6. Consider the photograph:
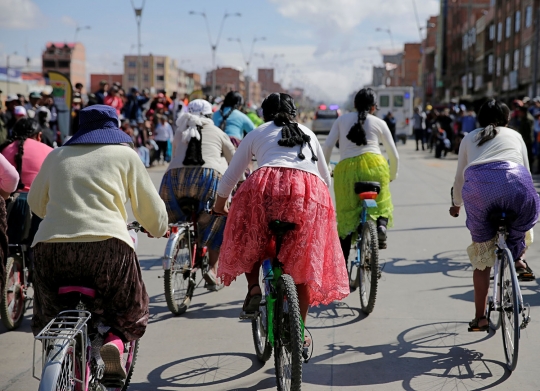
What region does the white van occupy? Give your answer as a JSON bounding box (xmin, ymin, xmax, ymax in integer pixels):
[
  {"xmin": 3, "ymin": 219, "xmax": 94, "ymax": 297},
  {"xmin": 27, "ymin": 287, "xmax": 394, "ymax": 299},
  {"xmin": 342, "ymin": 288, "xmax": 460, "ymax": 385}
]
[{"xmin": 370, "ymin": 86, "xmax": 414, "ymax": 143}]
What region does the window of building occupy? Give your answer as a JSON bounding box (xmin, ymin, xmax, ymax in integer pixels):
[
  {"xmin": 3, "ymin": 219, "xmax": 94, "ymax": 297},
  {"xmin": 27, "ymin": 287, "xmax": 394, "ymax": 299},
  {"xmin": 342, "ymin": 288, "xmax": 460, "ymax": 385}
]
[
  {"xmin": 462, "ymin": 35, "xmax": 468, "ymax": 51},
  {"xmin": 505, "ymin": 16, "xmax": 511, "ymax": 38},
  {"xmin": 394, "ymin": 95, "xmax": 404, "ymax": 107},
  {"xmin": 128, "ymin": 61, "xmax": 136, "ymax": 68},
  {"xmin": 379, "ymin": 95, "xmax": 390, "ymax": 107},
  {"xmin": 58, "ymin": 60, "xmax": 70, "ymax": 68},
  {"xmin": 514, "ymin": 49, "xmax": 519, "ymax": 71},
  {"xmin": 515, "ymin": 10, "xmax": 521, "ymax": 32},
  {"xmin": 143, "ymin": 74, "xmax": 149, "ymax": 82},
  {"xmin": 504, "ymin": 53, "xmax": 510, "ymax": 70},
  {"xmin": 156, "ymin": 62, "xmax": 164, "ymax": 69},
  {"xmin": 497, "ymin": 22, "xmax": 502, "ymax": 42},
  {"xmin": 489, "ymin": 24, "xmax": 495, "ymax": 41},
  {"xmin": 526, "ymin": 6, "xmax": 533, "ymax": 28},
  {"xmin": 487, "ymin": 54, "xmax": 494, "ymax": 74},
  {"xmin": 143, "ymin": 61, "xmax": 149, "ymax": 68},
  {"xmin": 128, "ymin": 74, "xmax": 135, "ymax": 82},
  {"xmin": 524, "ymin": 45, "xmax": 531, "ymax": 68},
  {"xmin": 156, "ymin": 75, "xmax": 164, "ymax": 81},
  {"xmin": 43, "ymin": 60, "xmax": 56, "ymax": 68},
  {"xmin": 496, "ymin": 57, "xmax": 501, "ymax": 76}
]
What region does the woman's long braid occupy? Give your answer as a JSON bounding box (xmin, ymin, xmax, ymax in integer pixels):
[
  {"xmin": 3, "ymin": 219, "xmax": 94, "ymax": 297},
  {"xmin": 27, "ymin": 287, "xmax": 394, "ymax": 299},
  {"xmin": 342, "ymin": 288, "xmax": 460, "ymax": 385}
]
[
  {"xmin": 346, "ymin": 110, "xmax": 368, "ymax": 146},
  {"xmin": 0, "ymin": 133, "xmax": 30, "ymax": 190}
]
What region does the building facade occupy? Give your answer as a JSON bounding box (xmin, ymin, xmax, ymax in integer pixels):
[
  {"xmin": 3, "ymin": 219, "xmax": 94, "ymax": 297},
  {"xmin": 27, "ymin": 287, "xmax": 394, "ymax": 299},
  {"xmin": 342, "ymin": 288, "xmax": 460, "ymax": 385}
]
[
  {"xmin": 90, "ymin": 74, "xmax": 123, "ymax": 93},
  {"xmin": 205, "ymin": 67, "xmax": 246, "ymax": 98},
  {"xmin": 42, "ymin": 42, "xmax": 86, "ymax": 87},
  {"xmin": 123, "ymin": 54, "xmax": 178, "ymax": 93}
]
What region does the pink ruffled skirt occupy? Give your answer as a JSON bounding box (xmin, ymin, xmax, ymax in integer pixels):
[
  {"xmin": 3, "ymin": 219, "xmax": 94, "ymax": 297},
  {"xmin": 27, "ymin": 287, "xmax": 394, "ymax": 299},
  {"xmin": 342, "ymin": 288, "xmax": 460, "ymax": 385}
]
[{"xmin": 218, "ymin": 167, "xmax": 349, "ymax": 306}]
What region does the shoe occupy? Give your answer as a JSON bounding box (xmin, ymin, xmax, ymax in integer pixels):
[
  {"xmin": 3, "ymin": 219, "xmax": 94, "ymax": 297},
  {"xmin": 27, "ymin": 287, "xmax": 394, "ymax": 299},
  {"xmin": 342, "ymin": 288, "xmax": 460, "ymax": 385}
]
[
  {"xmin": 468, "ymin": 316, "xmax": 489, "ymax": 332},
  {"xmin": 205, "ymin": 281, "xmax": 224, "ymax": 292},
  {"xmin": 516, "ymin": 258, "xmax": 535, "ymax": 281},
  {"xmin": 377, "ymin": 226, "xmax": 387, "ymax": 249},
  {"xmin": 100, "ymin": 334, "xmax": 127, "ymax": 379},
  {"xmin": 203, "ymin": 269, "xmax": 218, "ymax": 286},
  {"xmin": 242, "ymin": 284, "xmax": 262, "ymax": 313}
]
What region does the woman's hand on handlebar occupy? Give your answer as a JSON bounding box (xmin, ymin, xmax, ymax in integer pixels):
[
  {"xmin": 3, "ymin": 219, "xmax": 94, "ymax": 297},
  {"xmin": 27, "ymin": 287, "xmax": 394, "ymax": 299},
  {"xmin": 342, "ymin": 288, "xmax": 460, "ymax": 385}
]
[{"xmin": 449, "ymin": 205, "xmax": 460, "ymax": 218}]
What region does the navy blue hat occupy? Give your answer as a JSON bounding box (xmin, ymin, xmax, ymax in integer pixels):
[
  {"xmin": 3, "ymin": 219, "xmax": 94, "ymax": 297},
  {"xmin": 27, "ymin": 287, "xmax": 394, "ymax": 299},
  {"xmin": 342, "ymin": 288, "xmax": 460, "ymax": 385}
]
[{"xmin": 64, "ymin": 105, "xmax": 133, "ymax": 146}]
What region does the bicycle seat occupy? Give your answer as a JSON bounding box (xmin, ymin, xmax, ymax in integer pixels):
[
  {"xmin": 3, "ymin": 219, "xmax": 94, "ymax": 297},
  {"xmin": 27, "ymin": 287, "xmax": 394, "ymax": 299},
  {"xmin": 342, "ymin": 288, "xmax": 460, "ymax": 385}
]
[
  {"xmin": 268, "ymin": 220, "xmax": 296, "ymax": 236},
  {"xmin": 489, "ymin": 211, "xmax": 518, "ymax": 228},
  {"xmin": 178, "ymin": 197, "xmax": 199, "ymax": 216},
  {"xmin": 58, "ymin": 286, "xmax": 96, "ymax": 299},
  {"xmin": 354, "ymin": 181, "xmax": 381, "ymax": 195}
]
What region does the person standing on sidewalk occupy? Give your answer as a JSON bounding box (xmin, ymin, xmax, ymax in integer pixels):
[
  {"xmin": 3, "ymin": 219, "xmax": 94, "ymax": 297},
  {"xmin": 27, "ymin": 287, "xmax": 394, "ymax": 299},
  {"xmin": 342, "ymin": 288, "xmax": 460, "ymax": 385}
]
[
  {"xmin": 153, "ymin": 115, "xmax": 173, "ymax": 164},
  {"xmin": 413, "ymin": 106, "xmax": 427, "ymax": 151}
]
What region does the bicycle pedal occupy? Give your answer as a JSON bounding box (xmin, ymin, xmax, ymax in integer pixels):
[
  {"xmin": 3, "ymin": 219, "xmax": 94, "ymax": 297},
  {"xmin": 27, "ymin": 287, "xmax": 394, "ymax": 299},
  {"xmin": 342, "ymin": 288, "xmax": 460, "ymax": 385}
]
[
  {"xmin": 239, "ymin": 311, "xmax": 258, "ymax": 320},
  {"xmin": 302, "ymin": 347, "xmax": 310, "ymax": 363}
]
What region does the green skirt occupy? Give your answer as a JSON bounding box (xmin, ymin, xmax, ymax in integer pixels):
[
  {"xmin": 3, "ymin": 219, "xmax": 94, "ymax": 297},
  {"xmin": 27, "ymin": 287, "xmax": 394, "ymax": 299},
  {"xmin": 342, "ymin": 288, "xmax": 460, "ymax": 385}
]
[{"xmin": 334, "ymin": 153, "xmax": 393, "ymax": 238}]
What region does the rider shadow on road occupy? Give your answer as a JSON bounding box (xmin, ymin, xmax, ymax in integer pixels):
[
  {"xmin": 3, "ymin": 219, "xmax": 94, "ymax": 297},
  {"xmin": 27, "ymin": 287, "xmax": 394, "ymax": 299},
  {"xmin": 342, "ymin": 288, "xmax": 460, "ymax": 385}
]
[
  {"xmin": 303, "ymin": 321, "xmax": 509, "ymax": 390},
  {"xmin": 385, "ymin": 250, "xmax": 472, "ymax": 279}
]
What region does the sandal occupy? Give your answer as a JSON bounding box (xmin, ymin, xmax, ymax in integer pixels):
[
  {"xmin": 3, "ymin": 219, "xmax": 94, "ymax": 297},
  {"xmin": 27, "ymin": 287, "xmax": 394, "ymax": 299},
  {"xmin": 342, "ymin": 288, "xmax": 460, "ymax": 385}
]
[
  {"xmin": 302, "ymin": 336, "xmax": 312, "ymax": 363},
  {"xmin": 468, "ymin": 316, "xmax": 489, "ymax": 332},
  {"xmin": 515, "ymin": 258, "xmax": 535, "ymax": 281},
  {"xmin": 242, "ymin": 284, "xmax": 262, "ymax": 313}
]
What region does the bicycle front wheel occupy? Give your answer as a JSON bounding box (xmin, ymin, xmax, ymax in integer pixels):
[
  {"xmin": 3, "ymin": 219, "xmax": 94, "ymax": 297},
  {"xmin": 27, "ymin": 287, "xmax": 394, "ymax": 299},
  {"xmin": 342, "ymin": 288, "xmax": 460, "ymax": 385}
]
[
  {"xmin": 274, "ymin": 274, "xmax": 303, "ymax": 391},
  {"xmin": 164, "ymin": 232, "xmax": 192, "ymax": 316},
  {"xmin": 358, "ymin": 220, "xmax": 379, "ymax": 314},
  {"xmin": 1, "ymin": 255, "xmax": 26, "ymax": 330},
  {"xmin": 500, "ymin": 249, "xmax": 520, "ymax": 371}
]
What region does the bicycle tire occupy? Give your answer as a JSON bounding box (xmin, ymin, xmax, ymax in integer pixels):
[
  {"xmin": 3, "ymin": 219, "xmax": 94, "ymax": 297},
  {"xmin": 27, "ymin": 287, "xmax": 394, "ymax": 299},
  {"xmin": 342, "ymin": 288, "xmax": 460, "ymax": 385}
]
[
  {"xmin": 120, "ymin": 339, "xmax": 139, "ymax": 391},
  {"xmin": 347, "ymin": 241, "xmax": 359, "ymax": 291},
  {"xmin": 252, "ymin": 267, "xmax": 272, "ymax": 362},
  {"xmin": 38, "ymin": 340, "xmax": 76, "ymax": 391},
  {"xmin": 1, "ymin": 255, "xmax": 25, "ymax": 330},
  {"xmin": 274, "ymin": 274, "xmax": 303, "ymax": 391},
  {"xmin": 164, "ymin": 232, "xmax": 191, "ymax": 316},
  {"xmin": 358, "ymin": 220, "xmax": 379, "ymax": 314},
  {"xmin": 500, "ymin": 249, "xmax": 520, "ymax": 371}
]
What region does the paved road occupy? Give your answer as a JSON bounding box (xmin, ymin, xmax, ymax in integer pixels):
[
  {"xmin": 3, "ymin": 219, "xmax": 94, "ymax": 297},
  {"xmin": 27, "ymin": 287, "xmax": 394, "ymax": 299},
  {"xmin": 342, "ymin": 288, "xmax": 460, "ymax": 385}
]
[{"xmin": 2, "ymin": 138, "xmax": 540, "ymax": 390}]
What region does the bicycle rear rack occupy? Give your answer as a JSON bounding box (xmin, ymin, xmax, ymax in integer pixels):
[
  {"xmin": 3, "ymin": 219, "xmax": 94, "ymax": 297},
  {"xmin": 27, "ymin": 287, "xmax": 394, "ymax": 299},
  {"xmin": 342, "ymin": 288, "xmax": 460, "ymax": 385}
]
[{"xmin": 33, "ymin": 310, "xmax": 91, "ymax": 385}]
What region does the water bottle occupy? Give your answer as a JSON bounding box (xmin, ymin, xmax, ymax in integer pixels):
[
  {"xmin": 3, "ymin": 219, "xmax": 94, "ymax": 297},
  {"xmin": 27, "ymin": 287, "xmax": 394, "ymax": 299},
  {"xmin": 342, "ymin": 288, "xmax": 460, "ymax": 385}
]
[{"xmin": 262, "ymin": 259, "xmax": 273, "ymax": 294}]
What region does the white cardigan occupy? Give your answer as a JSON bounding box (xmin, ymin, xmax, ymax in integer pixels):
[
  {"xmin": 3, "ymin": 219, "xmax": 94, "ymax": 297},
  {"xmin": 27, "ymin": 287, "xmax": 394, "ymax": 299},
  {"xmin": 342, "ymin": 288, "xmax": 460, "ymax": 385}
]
[{"xmin": 217, "ymin": 121, "xmax": 331, "ymax": 198}]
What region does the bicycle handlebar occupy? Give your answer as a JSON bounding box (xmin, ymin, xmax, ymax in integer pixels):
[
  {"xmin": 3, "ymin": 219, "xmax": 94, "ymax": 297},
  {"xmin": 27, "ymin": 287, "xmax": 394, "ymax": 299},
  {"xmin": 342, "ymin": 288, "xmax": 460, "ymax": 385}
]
[{"xmin": 128, "ymin": 221, "xmax": 170, "ymax": 238}]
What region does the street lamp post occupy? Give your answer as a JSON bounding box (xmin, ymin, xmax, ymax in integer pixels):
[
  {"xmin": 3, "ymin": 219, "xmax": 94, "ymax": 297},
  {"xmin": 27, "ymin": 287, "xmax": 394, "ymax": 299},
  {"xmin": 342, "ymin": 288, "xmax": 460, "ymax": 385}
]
[
  {"xmin": 375, "ymin": 27, "xmax": 394, "ymax": 50},
  {"xmin": 131, "ymin": 0, "xmax": 146, "ymax": 89},
  {"xmin": 190, "ymin": 11, "xmax": 241, "ymax": 98},
  {"xmin": 74, "ymin": 25, "xmax": 91, "ymax": 43},
  {"xmin": 228, "ymin": 36, "xmax": 266, "ymax": 104},
  {"xmin": 6, "ymin": 52, "xmax": 17, "ymax": 96}
]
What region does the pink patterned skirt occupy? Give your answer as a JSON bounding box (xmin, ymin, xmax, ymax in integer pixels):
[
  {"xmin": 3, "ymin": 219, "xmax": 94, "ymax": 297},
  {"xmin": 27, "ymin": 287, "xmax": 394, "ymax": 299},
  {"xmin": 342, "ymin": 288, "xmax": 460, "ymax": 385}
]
[{"xmin": 218, "ymin": 166, "xmax": 349, "ymax": 306}]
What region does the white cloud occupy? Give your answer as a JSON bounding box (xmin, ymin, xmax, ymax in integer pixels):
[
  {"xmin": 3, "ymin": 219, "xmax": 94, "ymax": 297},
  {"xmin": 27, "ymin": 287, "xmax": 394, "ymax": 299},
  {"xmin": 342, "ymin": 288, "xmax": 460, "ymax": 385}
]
[
  {"xmin": 0, "ymin": 0, "xmax": 45, "ymax": 29},
  {"xmin": 61, "ymin": 15, "xmax": 78, "ymax": 27}
]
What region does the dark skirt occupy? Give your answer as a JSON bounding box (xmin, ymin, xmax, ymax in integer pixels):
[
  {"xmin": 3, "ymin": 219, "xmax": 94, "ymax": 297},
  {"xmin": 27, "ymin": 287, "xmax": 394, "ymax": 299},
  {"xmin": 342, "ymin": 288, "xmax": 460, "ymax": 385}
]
[
  {"xmin": 32, "ymin": 238, "xmax": 149, "ymax": 341},
  {"xmin": 0, "ymin": 198, "xmax": 7, "ymax": 294},
  {"xmin": 463, "ymin": 161, "xmax": 540, "ymax": 260}
]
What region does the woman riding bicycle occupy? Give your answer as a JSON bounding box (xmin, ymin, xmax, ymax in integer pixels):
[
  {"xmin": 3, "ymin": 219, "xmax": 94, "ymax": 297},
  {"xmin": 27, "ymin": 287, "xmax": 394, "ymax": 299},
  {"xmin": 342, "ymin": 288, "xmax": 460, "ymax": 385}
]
[
  {"xmin": 159, "ymin": 99, "xmax": 235, "ymax": 289},
  {"xmin": 213, "ymin": 91, "xmax": 255, "ymax": 147},
  {"xmin": 213, "ymin": 93, "xmax": 349, "ymax": 337},
  {"xmin": 322, "ymin": 88, "xmax": 399, "ymax": 258},
  {"xmin": 450, "ymin": 99, "xmax": 540, "ymax": 331},
  {"xmin": 28, "ymin": 105, "xmax": 168, "ymax": 379}
]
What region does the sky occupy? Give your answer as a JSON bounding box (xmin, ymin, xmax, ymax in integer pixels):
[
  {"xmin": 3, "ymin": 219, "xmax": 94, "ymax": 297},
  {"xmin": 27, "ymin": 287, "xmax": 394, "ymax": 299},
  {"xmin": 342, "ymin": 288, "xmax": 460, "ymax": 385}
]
[{"xmin": 0, "ymin": 0, "xmax": 440, "ymax": 103}]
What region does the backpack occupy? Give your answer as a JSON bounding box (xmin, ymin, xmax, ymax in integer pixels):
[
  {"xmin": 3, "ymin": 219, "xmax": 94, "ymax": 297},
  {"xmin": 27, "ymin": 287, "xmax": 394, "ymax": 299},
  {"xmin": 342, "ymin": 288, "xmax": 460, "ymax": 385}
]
[{"xmin": 219, "ymin": 108, "xmax": 234, "ymax": 131}]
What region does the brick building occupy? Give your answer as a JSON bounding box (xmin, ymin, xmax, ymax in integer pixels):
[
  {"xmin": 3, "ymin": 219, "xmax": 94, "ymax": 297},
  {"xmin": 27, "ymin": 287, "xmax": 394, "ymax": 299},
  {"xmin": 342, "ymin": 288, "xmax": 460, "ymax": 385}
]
[
  {"xmin": 205, "ymin": 67, "xmax": 245, "ymax": 98},
  {"xmin": 422, "ymin": 16, "xmax": 439, "ymax": 104},
  {"xmin": 258, "ymin": 68, "xmax": 284, "ymax": 96},
  {"xmin": 42, "ymin": 42, "xmax": 86, "ymax": 87}
]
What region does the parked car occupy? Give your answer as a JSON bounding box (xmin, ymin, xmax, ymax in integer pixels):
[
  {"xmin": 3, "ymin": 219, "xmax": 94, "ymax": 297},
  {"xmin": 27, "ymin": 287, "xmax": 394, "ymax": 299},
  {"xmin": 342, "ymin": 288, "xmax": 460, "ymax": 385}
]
[{"xmin": 312, "ymin": 106, "xmax": 339, "ymax": 134}]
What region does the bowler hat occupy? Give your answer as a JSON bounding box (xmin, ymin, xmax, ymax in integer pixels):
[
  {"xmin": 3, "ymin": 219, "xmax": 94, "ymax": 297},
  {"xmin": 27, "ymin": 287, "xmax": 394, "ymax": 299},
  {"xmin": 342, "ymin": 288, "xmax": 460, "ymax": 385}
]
[{"xmin": 64, "ymin": 105, "xmax": 133, "ymax": 145}]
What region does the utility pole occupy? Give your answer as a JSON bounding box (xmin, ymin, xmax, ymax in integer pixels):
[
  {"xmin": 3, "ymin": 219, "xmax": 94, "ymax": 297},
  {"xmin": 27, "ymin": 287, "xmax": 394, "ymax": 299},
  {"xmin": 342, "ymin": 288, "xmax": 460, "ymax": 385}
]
[{"xmin": 131, "ymin": 0, "xmax": 145, "ymax": 89}]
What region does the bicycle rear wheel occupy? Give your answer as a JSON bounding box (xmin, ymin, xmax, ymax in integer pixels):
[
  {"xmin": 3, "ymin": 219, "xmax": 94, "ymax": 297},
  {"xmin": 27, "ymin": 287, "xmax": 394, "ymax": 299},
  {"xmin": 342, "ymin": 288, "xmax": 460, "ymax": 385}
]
[
  {"xmin": 488, "ymin": 267, "xmax": 501, "ymax": 331},
  {"xmin": 164, "ymin": 232, "xmax": 192, "ymax": 316},
  {"xmin": 347, "ymin": 240, "xmax": 360, "ymax": 291},
  {"xmin": 274, "ymin": 274, "xmax": 302, "ymax": 391},
  {"xmin": 358, "ymin": 221, "xmax": 379, "ymax": 314},
  {"xmin": 38, "ymin": 340, "xmax": 78, "ymax": 391},
  {"xmin": 1, "ymin": 255, "xmax": 26, "ymax": 330},
  {"xmin": 252, "ymin": 268, "xmax": 272, "ymax": 362},
  {"xmin": 500, "ymin": 249, "xmax": 520, "ymax": 371}
]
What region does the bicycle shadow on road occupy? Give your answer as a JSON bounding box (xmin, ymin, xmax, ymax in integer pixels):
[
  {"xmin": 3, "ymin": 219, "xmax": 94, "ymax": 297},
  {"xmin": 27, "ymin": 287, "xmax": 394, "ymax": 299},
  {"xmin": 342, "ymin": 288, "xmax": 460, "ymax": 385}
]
[
  {"xmin": 134, "ymin": 352, "xmax": 263, "ymax": 389},
  {"xmin": 385, "ymin": 250, "xmax": 472, "ymax": 279},
  {"xmin": 303, "ymin": 321, "xmax": 509, "ymax": 390},
  {"xmin": 308, "ymin": 301, "xmax": 367, "ymax": 329}
]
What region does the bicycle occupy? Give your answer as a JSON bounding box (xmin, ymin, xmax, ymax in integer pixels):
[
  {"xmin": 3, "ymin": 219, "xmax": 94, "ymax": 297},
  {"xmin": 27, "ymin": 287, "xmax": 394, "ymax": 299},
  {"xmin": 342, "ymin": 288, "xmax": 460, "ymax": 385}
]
[
  {"xmin": 244, "ymin": 220, "xmax": 308, "ymax": 391},
  {"xmin": 162, "ymin": 197, "xmax": 217, "ymax": 316},
  {"xmin": 1, "ymin": 242, "xmax": 31, "ymax": 330},
  {"xmin": 33, "ymin": 222, "xmax": 146, "ymax": 391},
  {"xmin": 485, "ymin": 211, "xmax": 531, "ymax": 372},
  {"xmin": 346, "ymin": 181, "xmax": 381, "ymax": 314}
]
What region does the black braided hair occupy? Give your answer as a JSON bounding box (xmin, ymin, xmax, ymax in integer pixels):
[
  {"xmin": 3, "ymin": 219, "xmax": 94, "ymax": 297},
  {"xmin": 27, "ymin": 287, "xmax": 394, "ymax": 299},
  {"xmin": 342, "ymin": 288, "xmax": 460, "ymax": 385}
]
[
  {"xmin": 0, "ymin": 118, "xmax": 41, "ymax": 190},
  {"xmin": 476, "ymin": 99, "xmax": 510, "ymax": 147},
  {"xmin": 261, "ymin": 93, "xmax": 318, "ymax": 162},
  {"xmin": 347, "ymin": 88, "xmax": 377, "ymax": 146},
  {"xmin": 182, "ymin": 125, "xmax": 205, "ymax": 166}
]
